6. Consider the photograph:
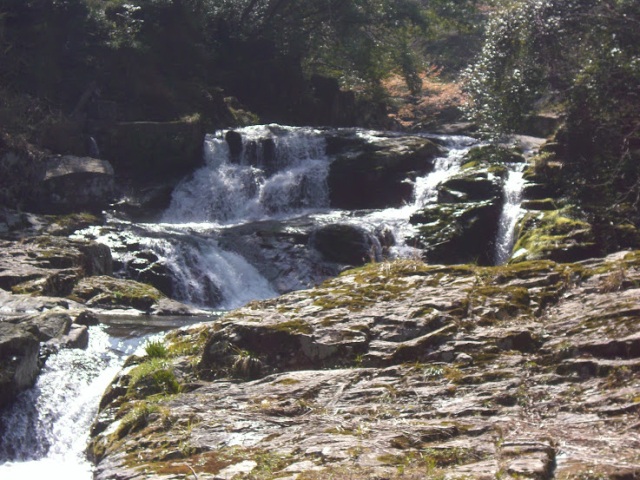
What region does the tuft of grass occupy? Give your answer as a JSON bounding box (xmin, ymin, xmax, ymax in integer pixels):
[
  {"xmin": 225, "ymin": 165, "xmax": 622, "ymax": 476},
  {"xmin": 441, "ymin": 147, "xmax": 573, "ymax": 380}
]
[
  {"xmin": 127, "ymin": 358, "xmax": 181, "ymax": 400},
  {"xmin": 145, "ymin": 339, "xmax": 168, "ymax": 358}
]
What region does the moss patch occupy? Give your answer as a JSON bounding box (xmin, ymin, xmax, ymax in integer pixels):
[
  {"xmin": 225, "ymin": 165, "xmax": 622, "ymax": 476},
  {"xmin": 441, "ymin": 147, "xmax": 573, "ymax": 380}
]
[
  {"xmin": 511, "ymin": 208, "xmax": 599, "ymax": 263},
  {"xmin": 71, "ymin": 275, "xmax": 165, "ymax": 310}
]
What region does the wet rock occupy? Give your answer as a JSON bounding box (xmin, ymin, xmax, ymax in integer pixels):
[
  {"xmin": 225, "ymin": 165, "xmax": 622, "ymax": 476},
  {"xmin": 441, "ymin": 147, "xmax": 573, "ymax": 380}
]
[
  {"xmin": 0, "ymin": 323, "xmax": 40, "ymax": 409},
  {"xmin": 511, "ymin": 209, "xmax": 600, "ymax": 263},
  {"xmin": 411, "ymin": 200, "xmax": 502, "ymax": 265},
  {"xmin": 327, "ymin": 133, "xmax": 442, "ymax": 209},
  {"xmin": 225, "ymin": 130, "xmax": 243, "ymax": 159},
  {"xmin": 71, "ymin": 276, "xmax": 166, "ymax": 312},
  {"xmin": 0, "ymin": 235, "xmax": 112, "ymax": 296},
  {"xmin": 217, "ymin": 216, "xmax": 340, "ymax": 294},
  {"xmin": 438, "ymin": 170, "xmax": 504, "ymax": 203},
  {"xmin": 123, "ymin": 250, "xmax": 174, "ymax": 297},
  {"xmin": 310, "ymin": 223, "xmax": 381, "ymax": 266},
  {"xmin": 22, "ymin": 311, "xmax": 73, "ymax": 342}
]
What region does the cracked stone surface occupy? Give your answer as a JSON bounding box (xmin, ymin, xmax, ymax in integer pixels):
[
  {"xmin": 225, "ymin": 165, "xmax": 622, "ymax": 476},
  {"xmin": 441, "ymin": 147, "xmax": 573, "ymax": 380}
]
[{"xmin": 91, "ymin": 252, "xmax": 640, "ymax": 479}]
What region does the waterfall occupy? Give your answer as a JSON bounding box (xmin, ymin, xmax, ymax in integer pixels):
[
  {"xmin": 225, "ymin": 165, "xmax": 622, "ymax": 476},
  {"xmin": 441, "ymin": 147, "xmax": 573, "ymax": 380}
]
[
  {"xmin": 413, "ymin": 136, "xmax": 472, "ymax": 206},
  {"xmin": 494, "ymin": 164, "xmax": 526, "ymax": 264},
  {"xmin": 0, "ymin": 326, "xmax": 144, "ymax": 479},
  {"xmin": 74, "ymin": 129, "xmax": 478, "ymax": 309},
  {"xmin": 145, "ymin": 234, "xmax": 277, "ymax": 308},
  {"xmin": 163, "ymin": 125, "xmax": 330, "ymax": 225},
  {"xmin": 78, "ymin": 222, "xmax": 277, "ymax": 309}
]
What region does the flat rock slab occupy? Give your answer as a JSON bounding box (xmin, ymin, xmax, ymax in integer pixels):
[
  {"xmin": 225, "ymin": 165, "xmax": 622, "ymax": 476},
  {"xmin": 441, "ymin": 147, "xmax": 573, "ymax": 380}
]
[{"xmin": 91, "ymin": 252, "xmax": 640, "ymax": 479}]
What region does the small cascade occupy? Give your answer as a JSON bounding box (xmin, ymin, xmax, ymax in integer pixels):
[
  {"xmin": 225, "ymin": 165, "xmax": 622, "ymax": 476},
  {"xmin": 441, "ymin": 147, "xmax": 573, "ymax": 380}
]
[
  {"xmin": 413, "ymin": 136, "xmax": 473, "ymax": 206},
  {"xmin": 75, "ymin": 129, "xmax": 478, "ymax": 310},
  {"xmin": 163, "ymin": 125, "xmax": 330, "ymax": 224},
  {"xmin": 78, "ymin": 222, "xmax": 277, "ymax": 309},
  {"xmin": 148, "ymin": 234, "xmax": 277, "ymax": 309},
  {"xmin": 0, "ymin": 326, "xmax": 143, "ymax": 479},
  {"xmin": 494, "ymin": 164, "xmax": 527, "ymax": 264}
]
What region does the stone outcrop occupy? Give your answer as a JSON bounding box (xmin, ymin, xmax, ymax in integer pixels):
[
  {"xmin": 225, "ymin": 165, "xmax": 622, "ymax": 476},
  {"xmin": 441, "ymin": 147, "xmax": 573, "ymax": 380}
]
[
  {"xmin": 90, "ymin": 251, "xmax": 640, "ymax": 480},
  {"xmin": 71, "ymin": 276, "xmax": 167, "ymax": 313},
  {"xmin": 410, "ymin": 148, "xmax": 508, "ymax": 265},
  {"xmin": 0, "ymin": 235, "xmax": 112, "ymax": 296},
  {"xmin": 0, "ymin": 322, "xmax": 39, "ymax": 409},
  {"xmin": 511, "ymin": 208, "xmax": 600, "ymax": 263},
  {"xmin": 310, "ymin": 223, "xmax": 382, "ymax": 266},
  {"xmin": 327, "ymin": 132, "xmax": 443, "ymax": 209},
  {"xmin": 31, "ymin": 155, "xmax": 115, "ymax": 214}
]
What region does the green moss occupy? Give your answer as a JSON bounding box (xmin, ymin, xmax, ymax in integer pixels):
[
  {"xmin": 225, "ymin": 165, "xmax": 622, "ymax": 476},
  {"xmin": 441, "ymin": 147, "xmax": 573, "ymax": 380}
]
[
  {"xmin": 49, "ymin": 212, "xmax": 101, "ymax": 230},
  {"xmin": 470, "ymin": 285, "xmax": 531, "ymax": 316},
  {"xmin": 463, "ymin": 145, "xmax": 524, "ymax": 165},
  {"xmin": 71, "ymin": 276, "xmax": 165, "ymax": 310},
  {"xmin": 134, "ymin": 446, "xmax": 293, "ymax": 478},
  {"xmin": 127, "ymin": 358, "xmax": 181, "ymax": 400},
  {"xmin": 267, "ymin": 319, "xmax": 313, "ymax": 335},
  {"xmin": 274, "ymin": 377, "xmax": 301, "ymax": 386},
  {"xmin": 511, "ymin": 208, "xmax": 597, "ymax": 263},
  {"xmin": 114, "ymin": 402, "xmax": 159, "ymax": 439},
  {"xmin": 165, "ymin": 325, "xmax": 213, "ymax": 358}
]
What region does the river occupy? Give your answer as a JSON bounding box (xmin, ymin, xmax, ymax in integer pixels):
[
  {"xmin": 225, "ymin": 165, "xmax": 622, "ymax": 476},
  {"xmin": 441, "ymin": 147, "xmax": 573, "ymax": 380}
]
[{"xmin": 0, "ymin": 125, "xmax": 527, "ymax": 476}]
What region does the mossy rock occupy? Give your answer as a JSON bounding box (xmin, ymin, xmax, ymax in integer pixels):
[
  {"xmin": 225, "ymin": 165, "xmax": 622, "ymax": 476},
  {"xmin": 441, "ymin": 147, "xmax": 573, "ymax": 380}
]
[
  {"xmin": 126, "ymin": 358, "xmax": 181, "ymax": 400},
  {"xmin": 327, "ymin": 136, "xmax": 442, "ymax": 209},
  {"xmin": 511, "ymin": 209, "xmax": 600, "ymax": 263},
  {"xmin": 438, "ymin": 171, "xmax": 503, "ymax": 203},
  {"xmin": 71, "ymin": 276, "xmax": 165, "ymax": 311},
  {"xmin": 521, "ymin": 198, "xmax": 558, "ymax": 211},
  {"xmin": 410, "ymin": 200, "xmax": 502, "ymax": 265},
  {"xmin": 463, "ymin": 145, "xmax": 524, "ymax": 165}
]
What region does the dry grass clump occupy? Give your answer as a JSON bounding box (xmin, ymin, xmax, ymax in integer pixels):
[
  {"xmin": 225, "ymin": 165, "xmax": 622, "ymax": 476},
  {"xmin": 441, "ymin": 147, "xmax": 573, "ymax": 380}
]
[{"xmin": 384, "ymin": 68, "xmax": 467, "ymax": 129}]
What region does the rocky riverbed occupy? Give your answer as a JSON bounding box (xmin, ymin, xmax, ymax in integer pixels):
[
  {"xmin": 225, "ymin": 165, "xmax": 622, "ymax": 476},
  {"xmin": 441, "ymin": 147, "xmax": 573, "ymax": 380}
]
[{"xmin": 90, "ymin": 251, "xmax": 640, "ymax": 480}]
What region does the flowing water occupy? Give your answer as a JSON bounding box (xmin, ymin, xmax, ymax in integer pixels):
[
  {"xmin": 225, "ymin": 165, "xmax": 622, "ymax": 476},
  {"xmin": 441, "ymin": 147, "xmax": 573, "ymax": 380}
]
[
  {"xmin": 494, "ymin": 164, "xmax": 527, "ymax": 265},
  {"xmin": 0, "ymin": 125, "xmax": 530, "ymax": 475},
  {"xmin": 79, "ymin": 127, "xmax": 479, "ymax": 309},
  {"xmin": 0, "ymin": 318, "xmax": 207, "ymax": 478}
]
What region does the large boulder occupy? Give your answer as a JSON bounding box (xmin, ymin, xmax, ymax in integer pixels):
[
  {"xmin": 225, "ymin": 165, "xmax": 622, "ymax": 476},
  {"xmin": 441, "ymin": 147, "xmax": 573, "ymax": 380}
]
[
  {"xmin": 30, "ymin": 155, "xmax": 115, "ymax": 214},
  {"xmin": 0, "ymin": 236, "xmax": 112, "ymax": 296},
  {"xmin": 410, "ymin": 200, "xmax": 502, "ymax": 265},
  {"xmin": 310, "ymin": 223, "xmax": 381, "ymax": 266},
  {"xmin": 511, "ymin": 208, "xmax": 600, "ymax": 263},
  {"xmin": 69, "ymin": 275, "xmax": 202, "ymax": 315},
  {"xmin": 0, "ymin": 322, "xmax": 40, "ymax": 409},
  {"xmin": 71, "ymin": 276, "xmax": 166, "ymax": 312},
  {"xmin": 327, "ymin": 133, "xmax": 443, "ymax": 209},
  {"xmin": 410, "ymin": 158, "xmax": 506, "ymax": 265}
]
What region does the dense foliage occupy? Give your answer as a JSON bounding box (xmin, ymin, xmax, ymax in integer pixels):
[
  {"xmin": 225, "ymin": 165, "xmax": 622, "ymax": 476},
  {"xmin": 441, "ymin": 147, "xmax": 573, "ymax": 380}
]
[
  {"xmin": 465, "ymin": 0, "xmax": 640, "ymax": 233},
  {"xmin": 0, "ymin": 0, "xmax": 482, "ymax": 124}
]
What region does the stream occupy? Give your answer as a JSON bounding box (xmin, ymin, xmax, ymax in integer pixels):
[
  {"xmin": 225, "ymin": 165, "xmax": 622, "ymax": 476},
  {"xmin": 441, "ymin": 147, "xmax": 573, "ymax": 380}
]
[{"xmin": 0, "ymin": 125, "xmax": 527, "ymax": 477}]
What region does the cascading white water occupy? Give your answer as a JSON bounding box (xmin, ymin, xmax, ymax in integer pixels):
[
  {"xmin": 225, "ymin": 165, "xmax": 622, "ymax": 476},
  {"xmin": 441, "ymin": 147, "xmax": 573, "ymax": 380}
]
[
  {"xmin": 494, "ymin": 164, "xmax": 527, "ymax": 264},
  {"xmin": 77, "ymin": 222, "xmax": 277, "ymax": 309},
  {"xmin": 0, "ymin": 326, "xmax": 144, "ymax": 479},
  {"xmin": 413, "ymin": 136, "xmax": 472, "ymax": 205},
  {"xmin": 146, "ymin": 233, "xmax": 277, "ymax": 308},
  {"xmin": 163, "ymin": 125, "xmax": 330, "ymax": 225}
]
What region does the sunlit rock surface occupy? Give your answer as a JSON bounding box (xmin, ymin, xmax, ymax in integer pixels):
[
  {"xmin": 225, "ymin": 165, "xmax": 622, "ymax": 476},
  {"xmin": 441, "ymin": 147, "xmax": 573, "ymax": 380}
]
[{"xmin": 92, "ymin": 251, "xmax": 640, "ymax": 480}]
